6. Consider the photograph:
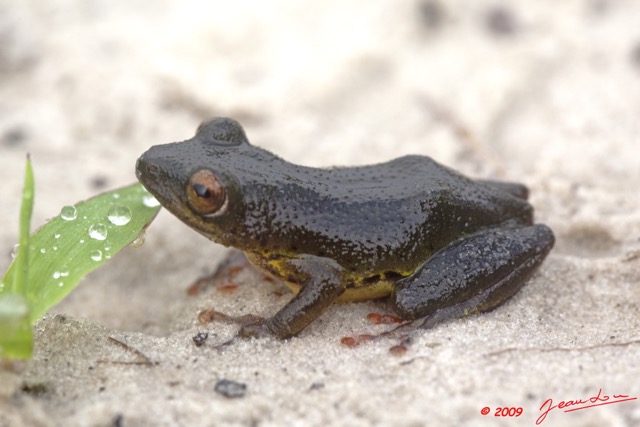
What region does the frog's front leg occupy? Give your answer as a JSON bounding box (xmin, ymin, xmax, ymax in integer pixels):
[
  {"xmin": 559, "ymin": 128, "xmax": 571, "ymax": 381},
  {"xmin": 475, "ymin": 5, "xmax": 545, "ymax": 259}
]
[
  {"xmin": 240, "ymin": 255, "xmax": 345, "ymax": 339},
  {"xmin": 391, "ymin": 224, "xmax": 554, "ymax": 326}
]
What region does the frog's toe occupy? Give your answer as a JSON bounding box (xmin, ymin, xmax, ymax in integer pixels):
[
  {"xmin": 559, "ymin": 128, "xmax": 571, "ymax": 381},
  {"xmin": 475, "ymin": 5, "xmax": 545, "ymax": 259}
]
[{"xmin": 238, "ymin": 319, "xmax": 272, "ymax": 339}]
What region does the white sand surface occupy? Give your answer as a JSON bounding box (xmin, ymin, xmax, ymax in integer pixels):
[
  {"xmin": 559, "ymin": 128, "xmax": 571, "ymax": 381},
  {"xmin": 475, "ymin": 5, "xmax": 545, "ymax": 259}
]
[{"xmin": 1, "ymin": 1, "xmax": 639, "ymax": 426}]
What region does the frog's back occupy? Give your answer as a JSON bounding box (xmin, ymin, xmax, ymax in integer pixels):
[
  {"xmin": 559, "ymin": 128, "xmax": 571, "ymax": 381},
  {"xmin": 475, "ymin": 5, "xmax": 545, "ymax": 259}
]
[
  {"xmin": 321, "ymin": 155, "xmax": 449, "ymax": 199},
  {"xmin": 240, "ymin": 153, "xmax": 532, "ymax": 275}
]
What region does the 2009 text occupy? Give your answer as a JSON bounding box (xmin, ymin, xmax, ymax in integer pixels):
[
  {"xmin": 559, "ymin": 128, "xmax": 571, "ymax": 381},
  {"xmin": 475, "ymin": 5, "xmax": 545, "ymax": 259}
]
[
  {"xmin": 479, "ymin": 407, "xmax": 523, "ymax": 417},
  {"xmin": 495, "ymin": 407, "xmax": 523, "ymax": 417}
]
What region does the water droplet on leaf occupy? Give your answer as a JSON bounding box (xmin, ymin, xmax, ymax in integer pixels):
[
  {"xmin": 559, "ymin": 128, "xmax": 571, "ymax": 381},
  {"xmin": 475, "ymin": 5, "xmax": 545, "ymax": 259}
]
[
  {"xmin": 90, "ymin": 250, "xmax": 103, "ymax": 261},
  {"xmin": 108, "ymin": 206, "xmax": 131, "ymax": 226},
  {"xmin": 89, "ymin": 223, "xmax": 108, "ymax": 240},
  {"xmin": 131, "ymin": 231, "xmax": 146, "ymax": 248},
  {"xmin": 10, "ymin": 244, "xmax": 19, "ymax": 259},
  {"xmin": 142, "ymin": 194, "xmax": 160, "ymax": 208},
  {"xmin": 60, "ymin": 205, "xmax": 78, "ymax": 221}
]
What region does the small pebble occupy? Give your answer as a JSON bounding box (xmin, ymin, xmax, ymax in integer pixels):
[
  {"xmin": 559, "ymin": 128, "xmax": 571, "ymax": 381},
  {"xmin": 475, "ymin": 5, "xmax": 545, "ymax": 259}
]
[
  {"xmin": 214, "ymin": 379, "xmax": 247, "ymax": 398},
  {"xmin": 192, "ymin": 332, "xmax": 208, "ymax": 347}
]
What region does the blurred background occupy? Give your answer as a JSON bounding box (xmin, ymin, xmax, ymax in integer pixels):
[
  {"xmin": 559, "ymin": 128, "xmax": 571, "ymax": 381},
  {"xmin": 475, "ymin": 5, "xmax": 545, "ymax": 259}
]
[{"xmin": 1, "ymin": 2, "xmax": 640, "ymax": 426}]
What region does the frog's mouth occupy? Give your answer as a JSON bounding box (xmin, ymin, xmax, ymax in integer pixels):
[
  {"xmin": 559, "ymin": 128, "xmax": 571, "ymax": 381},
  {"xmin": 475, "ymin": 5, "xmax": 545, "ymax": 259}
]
[{"xmin": 135, "ymin": 148, "xmax": 186, "ymax": 215}]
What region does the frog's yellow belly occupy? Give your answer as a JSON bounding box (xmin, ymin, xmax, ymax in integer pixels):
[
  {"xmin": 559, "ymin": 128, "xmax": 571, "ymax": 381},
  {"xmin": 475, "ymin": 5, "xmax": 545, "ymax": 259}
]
[
  {"xmin": 282, "ymin": 279, "xmax": 395, "ymax": 302},
  {"xmin": 245, "ymin": 252, "xmax": 397, "ymax": 302}
]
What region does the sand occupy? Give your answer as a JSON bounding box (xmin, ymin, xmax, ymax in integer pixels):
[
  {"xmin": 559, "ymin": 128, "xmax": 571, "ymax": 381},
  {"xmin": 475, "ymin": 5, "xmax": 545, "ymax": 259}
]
[{"xmin": 1, "ymin": 1, "xmax": 639, "ymax": 426}]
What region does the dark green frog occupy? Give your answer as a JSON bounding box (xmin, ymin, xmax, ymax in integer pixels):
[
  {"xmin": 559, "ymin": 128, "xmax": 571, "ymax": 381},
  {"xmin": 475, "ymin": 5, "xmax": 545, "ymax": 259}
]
[{"xmin": 136, "ymin": 118, "xmax": 554, "ymax": 339}]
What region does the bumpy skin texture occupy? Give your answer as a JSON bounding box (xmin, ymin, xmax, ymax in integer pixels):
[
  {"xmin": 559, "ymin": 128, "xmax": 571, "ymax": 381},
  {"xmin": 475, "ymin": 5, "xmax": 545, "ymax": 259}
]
[
  {"xmin": 392, "ymin": 224, "xmax": 554, "ymax": 321},
  {"xmin": 136, "ymin": 118, "xmax": 554, "ymax": 339}
]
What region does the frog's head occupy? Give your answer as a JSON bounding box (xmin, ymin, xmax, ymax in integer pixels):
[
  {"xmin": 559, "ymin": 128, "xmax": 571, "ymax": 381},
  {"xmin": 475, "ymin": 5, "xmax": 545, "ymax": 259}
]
[{"xmin": 136, "ymin": 117, "xmax": 268, "ymax": 248}]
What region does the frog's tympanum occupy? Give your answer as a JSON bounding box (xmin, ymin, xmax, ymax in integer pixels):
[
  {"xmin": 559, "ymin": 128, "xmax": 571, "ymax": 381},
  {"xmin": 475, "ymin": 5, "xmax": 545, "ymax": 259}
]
[{"xmin": 136, "ymin": 118, "xmax": 554, "ymax": 339}]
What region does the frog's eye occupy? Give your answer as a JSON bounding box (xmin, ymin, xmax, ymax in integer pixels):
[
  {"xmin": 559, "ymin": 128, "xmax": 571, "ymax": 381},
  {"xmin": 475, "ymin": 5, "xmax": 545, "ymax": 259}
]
[{"xmin": 186, "ymin": 169, "xmax": 227, "ymax": 216}]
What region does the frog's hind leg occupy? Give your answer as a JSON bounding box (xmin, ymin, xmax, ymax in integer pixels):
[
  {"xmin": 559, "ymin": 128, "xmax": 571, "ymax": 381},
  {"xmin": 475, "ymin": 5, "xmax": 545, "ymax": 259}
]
[
  {"xmin": 390, "ymin": 224, "xmax": 554, "ymax": 328},
  {"xmin": 477, "ymin": 179, "xmax": 529, "ymax": 200}
]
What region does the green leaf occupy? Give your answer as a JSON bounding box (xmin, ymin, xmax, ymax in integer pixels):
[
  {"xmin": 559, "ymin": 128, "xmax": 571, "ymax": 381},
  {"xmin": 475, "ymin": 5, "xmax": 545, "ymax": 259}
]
[
  {"xmin": 0, "ymin": 156, "xmax": 35, "ymax": 358},
  {"xmin": 1, "ymin": 179, "xmax": 161, "ymax": 359},
  {"xmin": 14, "ymin": 155, "xmax": 35, "ymax": 294},
  {"xmin": 0, "ymin": 294, "xmax": 32, "ymax": 359}
]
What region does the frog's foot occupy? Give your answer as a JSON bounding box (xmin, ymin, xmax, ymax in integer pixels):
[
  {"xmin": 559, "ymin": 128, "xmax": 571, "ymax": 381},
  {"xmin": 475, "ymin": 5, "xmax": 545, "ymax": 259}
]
[
  {"xmin": 391, "ymin": 224, "xmax": 554, "ymax": 326},
  {"xmin": 233, "ymin": 254, "xmax": 346, "ymax": 340},
  {"xmin": 198, "ymin": 309, "xmax": 271, "ymax": 339},
  {"xmin": 238, "ymin": 318, "xmax": 272, "ymax": 339},
  {"xmin": 187, "ymin": 250, "xmax": 255, "ymax": 295}
]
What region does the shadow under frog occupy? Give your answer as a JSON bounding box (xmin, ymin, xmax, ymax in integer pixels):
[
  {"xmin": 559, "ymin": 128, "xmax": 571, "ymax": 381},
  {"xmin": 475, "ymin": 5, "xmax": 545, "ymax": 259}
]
[{"xmin": 136, "ymin": 118, "xmax": 554, "ymax": 339}]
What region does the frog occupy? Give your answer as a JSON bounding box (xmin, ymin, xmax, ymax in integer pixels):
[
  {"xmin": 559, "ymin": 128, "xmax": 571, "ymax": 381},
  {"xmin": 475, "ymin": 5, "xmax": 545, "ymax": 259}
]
[{"xmin": 136, "ymin": 117, "xmax": 554, "ymax": 339}]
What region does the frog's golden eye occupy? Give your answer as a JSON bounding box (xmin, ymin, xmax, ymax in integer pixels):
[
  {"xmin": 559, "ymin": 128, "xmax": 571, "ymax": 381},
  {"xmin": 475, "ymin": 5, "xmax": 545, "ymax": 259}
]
[{"xmin": 186, "ymin": 169, "xmax": 227, "ymax": 215}]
